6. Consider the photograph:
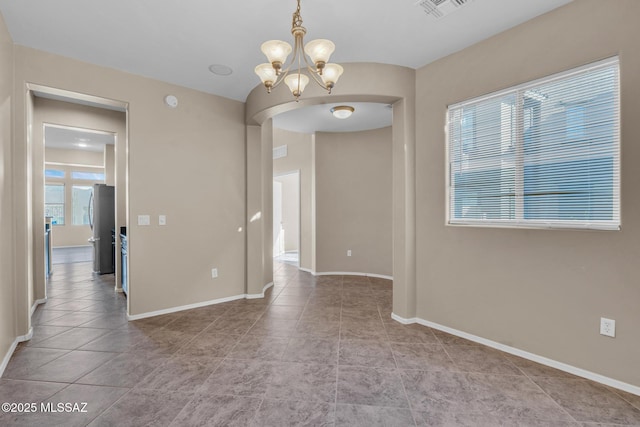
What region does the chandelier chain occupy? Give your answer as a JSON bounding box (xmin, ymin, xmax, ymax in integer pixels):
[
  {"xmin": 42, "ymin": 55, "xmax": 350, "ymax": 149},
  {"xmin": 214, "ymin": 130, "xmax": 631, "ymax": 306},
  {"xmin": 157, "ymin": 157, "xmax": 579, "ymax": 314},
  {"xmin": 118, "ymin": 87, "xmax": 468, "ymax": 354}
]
[{"xmin": 293, "ymin": 0, "xmax": 303, "ymax": 29}]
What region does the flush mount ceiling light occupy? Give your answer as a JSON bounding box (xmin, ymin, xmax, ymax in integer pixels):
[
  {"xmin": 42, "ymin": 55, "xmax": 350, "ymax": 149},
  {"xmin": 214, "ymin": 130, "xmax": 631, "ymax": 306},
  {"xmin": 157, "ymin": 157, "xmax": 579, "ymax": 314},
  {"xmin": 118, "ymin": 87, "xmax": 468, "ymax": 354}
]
[
  {"xmin": 330, "ymin": 105, "xmax": 354, "ymax": 119},
  {"xmin": 255, "ymin": 0, "xmax": 344, "ymax": 101},
  {"xmin": 75, "ymin": 137, "xmax": 89, "ymax": 147}
]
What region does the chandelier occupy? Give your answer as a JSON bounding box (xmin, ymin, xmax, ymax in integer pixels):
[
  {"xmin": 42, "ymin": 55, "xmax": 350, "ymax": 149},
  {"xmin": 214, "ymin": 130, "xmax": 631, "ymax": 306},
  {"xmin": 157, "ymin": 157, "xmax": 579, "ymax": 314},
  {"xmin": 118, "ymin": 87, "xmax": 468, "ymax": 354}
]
[{"xmin": 254, "ymin": 0, "xmax": 343, "ymax": 100}]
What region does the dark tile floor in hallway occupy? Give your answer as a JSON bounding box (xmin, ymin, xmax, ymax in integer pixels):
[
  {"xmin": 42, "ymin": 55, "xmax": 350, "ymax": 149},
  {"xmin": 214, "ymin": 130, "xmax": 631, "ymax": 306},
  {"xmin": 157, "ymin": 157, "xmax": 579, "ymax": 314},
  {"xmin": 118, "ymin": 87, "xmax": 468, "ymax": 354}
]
[{"xmin": 1, "ymin": 261, "xmax": 640, "ymax": 426}]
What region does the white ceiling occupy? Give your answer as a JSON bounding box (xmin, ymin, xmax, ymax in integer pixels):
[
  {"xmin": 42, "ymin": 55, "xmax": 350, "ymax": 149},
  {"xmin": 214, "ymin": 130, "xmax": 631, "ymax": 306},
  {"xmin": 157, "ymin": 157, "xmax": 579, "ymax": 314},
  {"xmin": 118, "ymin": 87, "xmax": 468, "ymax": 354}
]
[
  {"xmin": 0, "ymin": 0, "xmax": 572, "ymax": 104},
  {"xmin": 45, "ymin": 125, "xmax": 115, "ymax": 153},
  {"xmin": 274, "ymin": 102, "xmax": 392, "ymax": 134}
]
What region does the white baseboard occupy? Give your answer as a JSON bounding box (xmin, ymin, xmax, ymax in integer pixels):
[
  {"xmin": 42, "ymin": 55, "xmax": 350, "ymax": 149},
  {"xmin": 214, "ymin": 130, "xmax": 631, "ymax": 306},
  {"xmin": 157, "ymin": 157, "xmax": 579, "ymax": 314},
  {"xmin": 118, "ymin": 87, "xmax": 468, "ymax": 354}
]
[
  {"xmin": 18, "ymin": 328, "xmax": 33, "ymax": 343},
  {"xmin": 296, "ymin": 268, "xmax": 393, "ymax": 281},
  {"xmin": 127, "ymin": 294, "xmax": 246, "ymax": 321},
  {"xmin": 314, "ymin": 271, "xmax": 393, "ymax": 280},
  {"xmin": 391, "ymin": 313, "xmax": 640, "ymax": 397},
  {"xmin": 52, "ymin": 245, "xmax": 92, "ymax": 249},
  {"xmin": 391, "ymin": 313, "xmax": 418, "ymax": 325},
  {"xmin": 246, "ymin": 282, "xmax": 274, "ymax": 299},
  {"xmin": 30, "ymin": 298, "xmax": 47, "ymax": 316},
  {"xmin": 0, "ymin": 328, "xmax": 33, "ymax": 378},
  {"xmin": 127, "ymin": 286, "xmax": 278, "ymax": 321}
]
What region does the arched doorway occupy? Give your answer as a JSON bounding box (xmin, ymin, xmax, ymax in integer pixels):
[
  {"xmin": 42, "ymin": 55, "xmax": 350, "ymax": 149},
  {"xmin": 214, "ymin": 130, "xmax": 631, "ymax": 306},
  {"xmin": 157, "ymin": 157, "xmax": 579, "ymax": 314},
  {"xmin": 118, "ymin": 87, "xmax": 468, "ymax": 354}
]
[{"xmin": 244, "ymin": 62, "xmax": 418, "ymax": 320}]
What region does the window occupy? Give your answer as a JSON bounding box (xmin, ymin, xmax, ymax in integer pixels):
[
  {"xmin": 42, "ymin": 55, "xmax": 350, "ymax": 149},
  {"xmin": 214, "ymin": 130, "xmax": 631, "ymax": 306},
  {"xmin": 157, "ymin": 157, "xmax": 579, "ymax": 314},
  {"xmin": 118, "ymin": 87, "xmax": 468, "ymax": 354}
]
[
  {"xmin": 447, "ymin": 57, "xmax": 620, "ymax": 230},
  {"xmin": 72, "ymin": 185, "xmax": 93, "ymax": 225},
  {"xmin": 45, "ymin": 184, "xmax": 65, "ymax": 225},
  {"xmin": 45, "ymin": 169, "xmax": 65, "ymax": 179},
  {"xmin": 72, "ymin": 171, "xmax": 105, "ymax": 181}
]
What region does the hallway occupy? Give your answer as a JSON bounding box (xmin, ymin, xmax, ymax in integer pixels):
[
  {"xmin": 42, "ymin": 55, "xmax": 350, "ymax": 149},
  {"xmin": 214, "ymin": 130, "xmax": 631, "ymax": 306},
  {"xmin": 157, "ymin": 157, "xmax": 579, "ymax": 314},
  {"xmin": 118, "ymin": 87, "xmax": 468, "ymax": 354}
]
[{"xmin": 1, "ymin": 262, "xmax": 639, "ymax": 426}]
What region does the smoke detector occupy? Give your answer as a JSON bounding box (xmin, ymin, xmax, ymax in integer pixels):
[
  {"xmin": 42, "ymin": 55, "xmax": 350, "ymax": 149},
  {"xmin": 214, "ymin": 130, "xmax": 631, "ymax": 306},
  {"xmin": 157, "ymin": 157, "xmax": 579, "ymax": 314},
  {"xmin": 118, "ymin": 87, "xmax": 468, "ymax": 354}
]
[{"xmin": 415, "ymin": 0, "xmax": 474, "ymax": 19}]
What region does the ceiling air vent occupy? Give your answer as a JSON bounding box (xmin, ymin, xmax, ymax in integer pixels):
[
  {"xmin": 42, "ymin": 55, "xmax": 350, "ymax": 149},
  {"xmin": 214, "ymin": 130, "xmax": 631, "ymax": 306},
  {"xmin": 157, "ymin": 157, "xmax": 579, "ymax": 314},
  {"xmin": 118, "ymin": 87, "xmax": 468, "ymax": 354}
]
[{"xmin": 415, "ymin": 0, "xmax": 474, "ymax": 20}]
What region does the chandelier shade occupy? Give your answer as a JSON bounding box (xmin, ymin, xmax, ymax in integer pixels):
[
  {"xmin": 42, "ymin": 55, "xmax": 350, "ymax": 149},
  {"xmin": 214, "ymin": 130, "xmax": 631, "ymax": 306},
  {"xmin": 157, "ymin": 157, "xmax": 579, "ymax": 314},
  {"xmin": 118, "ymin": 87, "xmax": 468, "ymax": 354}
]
[
  {"xmin": 304, "ymin": 39, "xmax": 335, "ymax": 67},
  {"xmin": 255, "ymin": 0, "xmax": 343, "ymax": 100},
  {"xmin": 284, "ymin": 73, "xmax": 310, "ymax": 97},
  {"xmin": 255, "ymin": 63, "xmax": 278, "ymax": 89},
  {"xmin": 260, "ymin": 40, "xmax": 292, "ymax": 71},
  {"xmin": 320, "ymin": 63, "xmax": 344, "ymax": 89}
]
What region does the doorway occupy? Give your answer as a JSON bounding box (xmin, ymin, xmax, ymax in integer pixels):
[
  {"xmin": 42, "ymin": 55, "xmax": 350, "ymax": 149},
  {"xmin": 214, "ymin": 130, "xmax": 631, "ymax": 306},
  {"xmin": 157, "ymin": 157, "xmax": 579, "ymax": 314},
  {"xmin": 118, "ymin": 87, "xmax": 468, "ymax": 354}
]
[
  {"xmin": 43, "ymin": 124, "xmax": 116, "ymax": 270},
  {"xmin": 273, "ymin": 171, "xmax": 301, "ymax": 267},
  {"xmin": 28, "ymin": 87, "xmax": 129, "ymax": 322}
]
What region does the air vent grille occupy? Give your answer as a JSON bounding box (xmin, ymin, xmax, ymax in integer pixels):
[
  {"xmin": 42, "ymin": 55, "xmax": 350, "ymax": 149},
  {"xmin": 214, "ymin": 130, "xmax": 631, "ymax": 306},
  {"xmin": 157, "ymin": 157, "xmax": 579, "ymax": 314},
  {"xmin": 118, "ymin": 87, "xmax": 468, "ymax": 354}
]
[
  {"xmin": 273, "ymin": 145, "xmax": 288, "ymax": 160},
  {"xmin": 415, "ymin": 0, "xmax": 474, "ymax": 20}
]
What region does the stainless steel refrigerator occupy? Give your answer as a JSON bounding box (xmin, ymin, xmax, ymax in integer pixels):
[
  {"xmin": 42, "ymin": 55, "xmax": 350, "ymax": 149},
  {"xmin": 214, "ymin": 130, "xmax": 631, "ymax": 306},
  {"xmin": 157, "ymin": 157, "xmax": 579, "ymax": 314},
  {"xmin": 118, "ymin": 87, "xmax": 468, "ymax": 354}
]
[{"xmin": 88, "ymin": 184, "xmax": 115, "ymax": 274}]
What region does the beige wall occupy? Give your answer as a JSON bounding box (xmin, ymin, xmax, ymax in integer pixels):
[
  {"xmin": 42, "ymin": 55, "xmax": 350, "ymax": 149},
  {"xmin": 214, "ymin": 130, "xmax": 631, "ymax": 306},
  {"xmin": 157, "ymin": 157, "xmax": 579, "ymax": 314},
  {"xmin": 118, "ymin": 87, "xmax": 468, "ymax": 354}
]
[
  {"xmin": 34, "ymin": 98, "xmax": 125, "ymax": 300},
  {"xmin": 273, "ymin": 129, "xmax": 313, "ymax": 269},
  {"xmin": 0, "ymin": 13, "xmax": 16, "ymax": 373},
  {"xmin": 45, "ymin": 147, "xmax": 104, "ymax": 166},
  {"xmin": 315, "ymin": 127, "xmax": 392, "ymax": 276},
  {"xmin": 12, "ymin": 46, "xmax": 246, "ymax": 323},
  {"xmin": 104, "ymin": 145, "xmax": 115, "ymax": 186},
  {"xmin": 415, "ymin": 0, "xmax": 640, "ymax": 387}
]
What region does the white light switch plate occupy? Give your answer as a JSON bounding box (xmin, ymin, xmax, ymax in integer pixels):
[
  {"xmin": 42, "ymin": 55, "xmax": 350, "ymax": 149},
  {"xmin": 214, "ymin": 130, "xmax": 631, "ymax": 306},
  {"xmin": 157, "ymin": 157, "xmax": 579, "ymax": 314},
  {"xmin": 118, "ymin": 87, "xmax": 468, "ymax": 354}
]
[
  {"xmin": 137, "ymin": 215, "xmax": 150, "ymax": 226},
  {"xmin": 159, "ymin": 215, "xmax": 167, "ymax": 226}
]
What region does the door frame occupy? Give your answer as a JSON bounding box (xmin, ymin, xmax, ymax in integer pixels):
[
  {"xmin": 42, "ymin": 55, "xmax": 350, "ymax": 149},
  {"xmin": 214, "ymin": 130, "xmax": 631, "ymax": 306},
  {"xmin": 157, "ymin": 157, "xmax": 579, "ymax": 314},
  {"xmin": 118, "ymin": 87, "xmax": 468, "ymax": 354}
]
[{"xmin": 24, "ymin": 83, "xmax": 130, "ymax": 324}]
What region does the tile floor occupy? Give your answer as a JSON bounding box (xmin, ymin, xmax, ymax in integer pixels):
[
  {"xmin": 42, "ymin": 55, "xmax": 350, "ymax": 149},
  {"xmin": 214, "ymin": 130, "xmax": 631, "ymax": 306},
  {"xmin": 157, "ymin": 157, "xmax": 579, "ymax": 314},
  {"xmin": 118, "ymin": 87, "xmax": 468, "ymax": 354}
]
[
  {"xmin": 274, "ymin": 251, "xmax": 300, "ymax": 267},
  {"xmin": 52, "ymin": 246, "xmax": 93, "ymax": 265},
  {"xmin": 1, "ymin": 261, "xmax": 640, "ymax": 426}
]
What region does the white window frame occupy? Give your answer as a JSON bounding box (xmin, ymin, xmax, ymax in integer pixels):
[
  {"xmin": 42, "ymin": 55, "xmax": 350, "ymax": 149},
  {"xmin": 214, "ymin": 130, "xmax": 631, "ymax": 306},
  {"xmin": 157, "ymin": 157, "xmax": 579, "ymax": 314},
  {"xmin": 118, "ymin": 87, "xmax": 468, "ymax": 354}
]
[{"xmin": 445, "ymin": 57, "xmax": 620, "ymax": 231}]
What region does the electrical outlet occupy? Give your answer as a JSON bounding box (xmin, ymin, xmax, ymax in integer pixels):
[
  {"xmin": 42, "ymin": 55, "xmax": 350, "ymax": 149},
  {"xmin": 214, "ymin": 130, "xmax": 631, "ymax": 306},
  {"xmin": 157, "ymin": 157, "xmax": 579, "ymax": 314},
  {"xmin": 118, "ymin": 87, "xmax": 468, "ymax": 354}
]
[
  {"xmin": 211, "ymin": 268, "xmax": 218, "ymax": 279},
  {"xmin": 347, "ymin": 250, "xmax": 352, "ymax": 257},
  {"xmin": 600, "ymin": 317, "xmax": 615, "ymax": 337}
]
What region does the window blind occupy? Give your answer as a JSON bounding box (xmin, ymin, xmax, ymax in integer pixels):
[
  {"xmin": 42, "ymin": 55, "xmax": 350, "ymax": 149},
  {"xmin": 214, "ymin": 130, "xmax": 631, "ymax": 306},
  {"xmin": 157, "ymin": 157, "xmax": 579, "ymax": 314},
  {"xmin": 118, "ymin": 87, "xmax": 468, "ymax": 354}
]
[{"xmin": 447, "ymin": 57, "xmax": 620, "ymax": 230}]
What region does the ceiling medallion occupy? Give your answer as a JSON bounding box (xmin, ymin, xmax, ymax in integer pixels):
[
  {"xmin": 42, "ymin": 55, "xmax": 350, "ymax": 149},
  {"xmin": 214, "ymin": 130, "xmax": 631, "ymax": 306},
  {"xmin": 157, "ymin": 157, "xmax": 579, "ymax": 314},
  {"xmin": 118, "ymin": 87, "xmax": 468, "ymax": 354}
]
[{"xmin": 254, "ymin": 0, "xmax": 343, "ymax": 101}]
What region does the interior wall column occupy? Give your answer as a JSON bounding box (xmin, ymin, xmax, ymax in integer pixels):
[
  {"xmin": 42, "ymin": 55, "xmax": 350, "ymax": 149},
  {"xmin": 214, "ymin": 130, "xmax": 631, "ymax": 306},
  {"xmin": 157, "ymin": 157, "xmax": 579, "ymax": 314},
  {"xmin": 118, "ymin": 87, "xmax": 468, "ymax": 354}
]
[
  {"xmin": 310, "ymin": 133, "xmax": 317, "ymax": 274},
  {"xmin": 261, "ymin": 119, "xmax": 274, "ymax": 289},
  {"xmin": 31, "ymin": 103, "xmax": 45, "ymax": 303},
  {"xmin": 392, "ymin": 97, "xmax": 417, "ymax": 319},
  {"xmin": 12, "ymin": 86, "xmax": 34, "ymax": 336},
  {"xmin": 246, "ymin": 120, "xmax": 274, "ymax": 295},
  {"xmin": 246, "ymin": 125, "xmax": 264, "ymax": 295}
]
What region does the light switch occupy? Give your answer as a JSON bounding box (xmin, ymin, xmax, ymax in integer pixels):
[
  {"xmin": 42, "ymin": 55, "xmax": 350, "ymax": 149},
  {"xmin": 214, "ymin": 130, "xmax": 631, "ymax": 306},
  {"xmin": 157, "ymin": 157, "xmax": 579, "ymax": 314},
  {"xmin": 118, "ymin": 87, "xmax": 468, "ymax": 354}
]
[
  {"xmin": 159, "ymin": 215, "xmax": 167, "ymax": 226},
  {"xmin": 137, "ymin": 215, "xmax": 150, "ymax": 226}
]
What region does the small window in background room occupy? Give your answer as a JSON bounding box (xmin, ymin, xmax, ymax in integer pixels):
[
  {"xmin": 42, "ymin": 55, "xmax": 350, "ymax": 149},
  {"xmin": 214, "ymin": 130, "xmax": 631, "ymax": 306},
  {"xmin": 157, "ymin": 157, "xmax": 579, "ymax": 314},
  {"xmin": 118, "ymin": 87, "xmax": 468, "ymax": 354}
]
[
  {"xmin": 447, "ymin": 57, "xmax": 620, "ymax": 230},
  {"xmin": 72, "ymin": 185, "xmax": 93, "ymax": 225},
  {"xmin": 72, "ymin": 171, "xmax": 105, "ymax": 181},
  {"xmin": 45, "ymin": 184, "xmax": 65, "ymax": 225},
  {"xmin": 44, "ymin": 169, "xmax": 65, "ymax": 179}
]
